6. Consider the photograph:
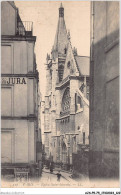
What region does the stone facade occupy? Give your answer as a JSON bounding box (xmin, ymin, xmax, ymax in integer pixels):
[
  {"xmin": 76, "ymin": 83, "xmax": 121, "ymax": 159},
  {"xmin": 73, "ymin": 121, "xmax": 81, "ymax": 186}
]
[
  {"xmin": 1, "ymin": 2, "xmax": 42, "ymax": 178},
  {"xmin": 43, "ymin": 3, "xmax": 90, "ymax": 170},
  {"xmin": 89, "ymin": 2, "xmax": 119, "ymax": 178}
]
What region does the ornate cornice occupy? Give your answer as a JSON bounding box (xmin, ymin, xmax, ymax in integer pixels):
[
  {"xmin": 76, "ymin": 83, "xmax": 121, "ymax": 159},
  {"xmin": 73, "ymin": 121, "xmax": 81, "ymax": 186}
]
[
  {"xmin": 1, "ymin": 35, "xmax": 36, "ymax": 42},
  {"xmin": 1, "ymin": 115, "xmax": 37, "ymax": 121}
]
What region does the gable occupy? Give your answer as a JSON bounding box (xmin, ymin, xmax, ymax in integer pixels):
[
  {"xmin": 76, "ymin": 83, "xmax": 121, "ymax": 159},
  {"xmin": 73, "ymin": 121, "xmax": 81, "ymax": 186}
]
[{"xmin": 63, "ymin": 41, "xmax": 79, "ymax": 80}]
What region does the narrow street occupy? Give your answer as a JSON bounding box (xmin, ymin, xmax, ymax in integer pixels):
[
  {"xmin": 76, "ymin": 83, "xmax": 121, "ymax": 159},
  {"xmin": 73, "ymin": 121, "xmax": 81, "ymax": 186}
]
[
  {"xmin": 40, "ymin": 167, "xmax": 75, "ymax": 183},
  {"xmin": 38, "ymin": 167, "xmax": 90, "ymax": 188}
]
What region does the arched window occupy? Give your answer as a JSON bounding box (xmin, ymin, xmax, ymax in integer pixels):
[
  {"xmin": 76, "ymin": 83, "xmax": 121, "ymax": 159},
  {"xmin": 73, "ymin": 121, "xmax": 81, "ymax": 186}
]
[
  {"xmin": 58, "ymin": 64, "xmax": 64, "ymax": 82},
  {"xmin": 62, "ymin": 87, "xmax": 70, "ymax": 113},
  {"xmin": 75, "ymin": 93, "xmax": 83, "ymax": 111}
]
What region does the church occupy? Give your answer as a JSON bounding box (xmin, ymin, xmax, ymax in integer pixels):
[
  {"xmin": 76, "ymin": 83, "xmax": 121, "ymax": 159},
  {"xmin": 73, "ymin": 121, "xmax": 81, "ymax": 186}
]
[{"xmin": 44, "ymin": 3, "xmax": 89, "ymax": 171}]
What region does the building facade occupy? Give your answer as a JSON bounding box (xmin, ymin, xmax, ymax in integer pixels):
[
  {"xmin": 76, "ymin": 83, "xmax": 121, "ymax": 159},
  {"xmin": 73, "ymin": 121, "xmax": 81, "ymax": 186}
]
[
  {"xmin": 44, "ymin": 4, "xmax": 89, "ymax": 170},
  {"xmin": 89, "ymin": 1, "xmax": 119, "ymax": 178},
  {"xmin": 1, "ymin": 1, "xmax": 42, "ymax": 179}
]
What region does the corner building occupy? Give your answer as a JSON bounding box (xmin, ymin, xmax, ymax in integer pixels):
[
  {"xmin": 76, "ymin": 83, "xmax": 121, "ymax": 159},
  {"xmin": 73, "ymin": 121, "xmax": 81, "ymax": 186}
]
[
  {"xmin": 44, "ymin": 4, "xmax": 89, "ymax": 170},
  {"xmin": 1, "ymin": 2, "xmax": 42, "ymax": 178}
]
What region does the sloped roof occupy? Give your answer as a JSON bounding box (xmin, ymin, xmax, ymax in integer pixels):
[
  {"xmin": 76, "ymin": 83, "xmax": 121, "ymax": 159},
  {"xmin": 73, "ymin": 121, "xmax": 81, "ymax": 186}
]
[
  {"xmin": 75, "ymin": 56, "xmax": 90, "ymax": 76},
  {"xmin": 8, "ymin": 1, "xmax": 17, "ymax": 10},
  {"xmin": 53, "ymin": 17, "xmax": 68, "ymax": 53}
]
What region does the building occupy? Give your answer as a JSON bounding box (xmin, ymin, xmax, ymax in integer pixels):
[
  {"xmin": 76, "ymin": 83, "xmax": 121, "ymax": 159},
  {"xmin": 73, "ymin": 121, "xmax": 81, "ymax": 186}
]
[
  {"xmin": 89, "ymin": 2, "xmax": 119, "ymax": 178},
  {"xmin": 1, "ymin": 1, "xmax": 42, "ymax": 179},
  {"xmin": 40, "ymin": 100, "xmax": 45, "ymax": 144},
  {"xmin": 44, "ymin": 3, "xmax": 89, "ymax": 171}
]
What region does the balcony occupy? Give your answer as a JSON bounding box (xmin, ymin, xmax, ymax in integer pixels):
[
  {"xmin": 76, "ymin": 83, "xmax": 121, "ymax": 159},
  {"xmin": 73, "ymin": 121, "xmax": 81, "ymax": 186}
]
[{"xmin": 17, "ymin": 21, "xmax": 33, "ymax": 36}]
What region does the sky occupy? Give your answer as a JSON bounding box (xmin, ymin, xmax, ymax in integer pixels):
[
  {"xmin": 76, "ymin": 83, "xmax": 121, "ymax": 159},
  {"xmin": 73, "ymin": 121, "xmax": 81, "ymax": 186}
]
[{"xmin": 15, "ymin": 1, "xmax": 90, "ymax": 99}]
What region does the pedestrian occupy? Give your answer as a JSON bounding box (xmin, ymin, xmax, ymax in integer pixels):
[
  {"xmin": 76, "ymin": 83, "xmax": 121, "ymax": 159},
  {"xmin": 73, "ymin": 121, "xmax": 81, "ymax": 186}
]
[
  {"xmin": 50, "ymin": 162, "xmax": 53, "ymax": 173},
  {"xmin": 56, "ymin": 170, "xmax": 61, "ymax": 182},
  {"xmin": 60, "ymin": 162, "xmax": 63, "ymax": 169}
]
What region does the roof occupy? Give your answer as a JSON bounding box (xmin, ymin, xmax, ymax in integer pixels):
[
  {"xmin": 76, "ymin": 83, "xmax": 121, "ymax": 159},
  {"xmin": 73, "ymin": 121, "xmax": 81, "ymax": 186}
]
[
  {"xmin": 52, "ymin": 4, "xmax": 68, "ymax": 60},
  {"xmin": 53, "ymin": 18, "xmax": 68, "ymax": 52},
  {"xmin": 8, "ymin": 1, "xmax": 18, "ymax": 10},
  {"xmin": 75, "ymin": 56, "xmax": 90, "ymax": 76}
]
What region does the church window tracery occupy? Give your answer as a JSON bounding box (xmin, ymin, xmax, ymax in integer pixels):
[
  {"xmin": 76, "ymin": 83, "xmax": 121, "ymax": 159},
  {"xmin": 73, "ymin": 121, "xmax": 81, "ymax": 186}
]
[{"xmin": 61, "ymin": 87, "xmax": 70, "ymax": 113}]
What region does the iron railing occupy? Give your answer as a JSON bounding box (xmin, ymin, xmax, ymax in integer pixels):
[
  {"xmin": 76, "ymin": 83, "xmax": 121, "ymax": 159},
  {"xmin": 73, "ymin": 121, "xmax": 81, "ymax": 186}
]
[{"xmin": 17, "ymin": 21, "xmax": 33, "ymax": 36}]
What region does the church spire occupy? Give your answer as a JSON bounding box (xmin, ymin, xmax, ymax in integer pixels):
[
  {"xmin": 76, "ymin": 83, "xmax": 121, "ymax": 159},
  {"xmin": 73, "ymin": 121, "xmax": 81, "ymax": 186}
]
[
  {"xmin": 59, "ymin": 3, "xmax": 64, "ymax": 17},
  {"xmin": 51, "ymin": 3, "xmax": 68, "ymax": 60}
]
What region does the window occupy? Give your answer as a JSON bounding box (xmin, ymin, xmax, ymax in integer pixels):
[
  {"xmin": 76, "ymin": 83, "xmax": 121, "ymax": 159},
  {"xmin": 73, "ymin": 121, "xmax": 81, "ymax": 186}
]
[
  {"xmin": 1, "ymin": 45, "xmax": 12, "ymax": 74},
  {"xmin": 77, "ymin": 126, "xmax": 80, "ymax": 130},
  {"xmin": 1, "ymin": 87, "xmax": 12, "ymax": 116},
  {"xmin": 64, "ymin": 47, "xmax": 67, "ymax": 54},
  {"xmin": 58, "ymin": 65, "xmax": 64, "ymax": 82},
  {"xmin": 67, "ymin": 61, "xmax": 71, "ymax": 68},
  {"xmin": 44, "ymin": 113, "xmax": 50, "ymax": 131},
  {"xmin": 1, "ymin": 129, "xmax": 14, "ymax": 163},
  {"xmin": 62, "ymin": 87, "xmax": 70, "ymax": 113},
  {"xmin": 75, "ymin": 93, "xmax": 83, "ymax": 111},
  {"xmin": 1, "ymin": 131, "xmax": 12, "ymax": 163}
]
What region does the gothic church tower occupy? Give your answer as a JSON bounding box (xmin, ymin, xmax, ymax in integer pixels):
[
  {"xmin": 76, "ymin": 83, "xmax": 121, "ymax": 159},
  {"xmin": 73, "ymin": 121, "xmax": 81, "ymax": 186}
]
[{"xmin": 44, "ymin": 3, "xmax": 89, "ymax": 168}]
